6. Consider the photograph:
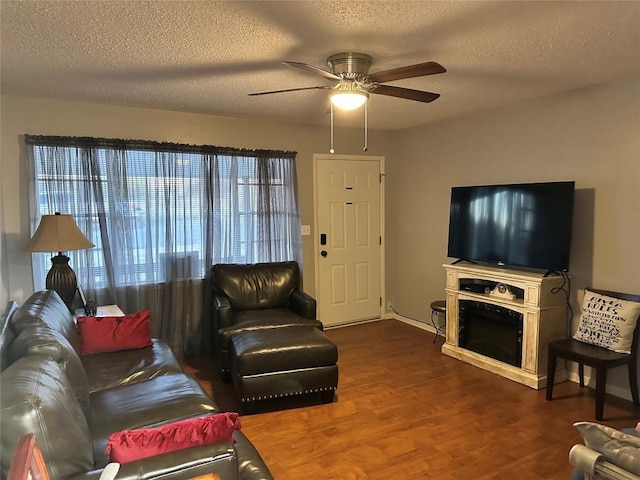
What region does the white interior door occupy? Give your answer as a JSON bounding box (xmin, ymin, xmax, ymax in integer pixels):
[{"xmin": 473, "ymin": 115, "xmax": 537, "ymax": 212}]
[{"xmin": 314, "ymin": 155, "xmax": 384, "ymax": 327}]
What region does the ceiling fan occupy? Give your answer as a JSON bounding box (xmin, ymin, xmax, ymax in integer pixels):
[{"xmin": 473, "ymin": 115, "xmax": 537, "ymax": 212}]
[{"xmin": 249, "ymin": 52, "xmax": 446, "ymax": 110}]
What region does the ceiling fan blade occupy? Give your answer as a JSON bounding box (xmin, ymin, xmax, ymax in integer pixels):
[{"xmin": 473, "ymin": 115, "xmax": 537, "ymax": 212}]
[
  {"xmin": 371, "ymin": 84, "xmax": 440, "ymax": 103},
  {"xmin": 368, "ymin": 61, "xmax": 446, "ymax": 83},
  {"xmin": 248, "ymin": 86, "xmax": 332, "ymax": 96},
  {"xmin": 283, "ymin": 61, "xmax": 341, "ymax": 81}
]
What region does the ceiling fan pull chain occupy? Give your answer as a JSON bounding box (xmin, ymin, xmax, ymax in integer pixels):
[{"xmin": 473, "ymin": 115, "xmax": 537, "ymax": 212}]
[
  {"xmin": 330, "ymin": 102, "xmax": 335, "ymax": 154},
  {"xmin": 363, "ymin": 101, "xmax": 368, "ymax": 151}
]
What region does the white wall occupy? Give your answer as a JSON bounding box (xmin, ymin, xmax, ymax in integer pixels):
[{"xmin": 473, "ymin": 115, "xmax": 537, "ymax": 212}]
[
  {"xmin": 386, "ymin": 76, "xmax": 640, "ymax": 400},
  {"xmin": 0, "ymin": 95, "xmax": 393, "ymax": 305}
]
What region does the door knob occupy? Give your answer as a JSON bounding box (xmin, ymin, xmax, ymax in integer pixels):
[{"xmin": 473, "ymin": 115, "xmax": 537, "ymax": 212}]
[{"xmin": 321, "ymin": 250, "xmax": 328, "ymax": 257}]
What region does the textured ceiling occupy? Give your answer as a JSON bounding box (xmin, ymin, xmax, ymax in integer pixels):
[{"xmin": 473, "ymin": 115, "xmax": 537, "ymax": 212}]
[{"xmin": 1, "ymin": 1, "xmax": 639, "ymax": 130}]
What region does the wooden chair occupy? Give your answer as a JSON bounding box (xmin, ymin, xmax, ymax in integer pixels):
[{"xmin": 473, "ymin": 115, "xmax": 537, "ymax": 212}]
[
  {"xmin": 8, "ymin": 434, "xmax": 123, "ymax": 480},
  {"xmin": 7, "ymin": 434, "xmax": 50, "ymax": 480},
  {"xmin": 545, "ymin": 288, "xmax": 640, "ymax": 421}
]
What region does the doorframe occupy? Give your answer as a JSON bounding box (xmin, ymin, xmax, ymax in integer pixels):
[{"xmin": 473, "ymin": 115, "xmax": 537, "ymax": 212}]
[{"xmin": 312, "ymin": 153, "xmax": 386, "ymax": 324}]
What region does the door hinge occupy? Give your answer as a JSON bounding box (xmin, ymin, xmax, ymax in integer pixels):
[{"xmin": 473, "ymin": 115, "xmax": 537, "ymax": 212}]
[
  {"xmin": 380, "ymin": 297, "xmax": 382, "ymax": 306},
  {"xmin": 379, "ymin": 236, "xmax": 382, "ymax": 245}
]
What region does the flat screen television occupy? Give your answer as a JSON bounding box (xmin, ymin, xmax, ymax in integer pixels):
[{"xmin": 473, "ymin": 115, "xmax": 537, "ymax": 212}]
[{"xmin": 447, "ymin": 181, "xmax": 575, "ymax": 273}]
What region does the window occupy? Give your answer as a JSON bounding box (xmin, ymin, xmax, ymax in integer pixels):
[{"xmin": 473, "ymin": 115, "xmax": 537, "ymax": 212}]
[{"xmin": 26, "ymin": 136, "xmax": 302, "ymax": 291}]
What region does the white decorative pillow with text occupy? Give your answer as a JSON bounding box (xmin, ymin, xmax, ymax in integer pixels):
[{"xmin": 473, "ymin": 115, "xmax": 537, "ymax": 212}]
[{"xmin": 573, "ymin": 290, "xmax": 640, "ymax": 354}]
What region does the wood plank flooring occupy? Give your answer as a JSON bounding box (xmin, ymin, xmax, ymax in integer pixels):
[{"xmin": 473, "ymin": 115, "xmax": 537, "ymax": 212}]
[{"xmin": 182, "ymin": 320, "xmax": 639, "ymax": 479}]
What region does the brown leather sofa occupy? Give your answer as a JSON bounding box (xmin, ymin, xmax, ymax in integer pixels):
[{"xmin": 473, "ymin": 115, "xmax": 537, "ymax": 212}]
[
  {"xmin": 0, "ymin": 290, "xmax": 273, "ymax": 480},
  {"xmin": 210, "ymin": 261, "xmax": 323, "ymax": 379}
]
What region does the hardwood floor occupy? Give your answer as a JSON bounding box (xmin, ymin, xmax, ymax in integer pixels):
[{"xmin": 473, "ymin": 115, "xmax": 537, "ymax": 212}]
[{"xmin": 182, "ymin": 320, "xmax": 639, "ymax": 479}]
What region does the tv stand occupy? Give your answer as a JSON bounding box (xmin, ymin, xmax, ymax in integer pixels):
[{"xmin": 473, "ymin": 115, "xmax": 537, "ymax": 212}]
[{"xmin": 441, "ymin": 263, "xmax": 569, "ymax": 389}]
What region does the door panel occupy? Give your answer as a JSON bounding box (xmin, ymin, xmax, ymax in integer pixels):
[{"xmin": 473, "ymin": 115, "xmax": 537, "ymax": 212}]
[
  {"xmin": 315, "ymin": 156, "xmax": 382, "ymax": 326},
  {"xmin": 331, "ymin": 265, "xmax": 347, "ymax": 304}
]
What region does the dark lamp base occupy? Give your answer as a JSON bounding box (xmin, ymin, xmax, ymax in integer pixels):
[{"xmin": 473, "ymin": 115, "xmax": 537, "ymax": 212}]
[{"xmin": 45, "ymin": 254, "xmax": 77, "ymax": 312}]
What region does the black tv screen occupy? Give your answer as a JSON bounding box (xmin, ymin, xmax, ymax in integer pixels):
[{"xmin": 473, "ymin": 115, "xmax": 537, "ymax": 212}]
[{"xmin": 447, "ymin": 181, "xmax": 575, "ymax": 272}]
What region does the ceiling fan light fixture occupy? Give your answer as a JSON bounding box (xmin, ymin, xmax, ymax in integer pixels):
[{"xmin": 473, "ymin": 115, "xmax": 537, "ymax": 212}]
[{"xmin": 330, "ymin": 90, "xmax": 369, "ymax": 110}]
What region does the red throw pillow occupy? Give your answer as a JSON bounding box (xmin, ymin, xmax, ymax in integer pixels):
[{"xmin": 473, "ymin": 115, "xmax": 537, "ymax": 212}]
[
  {"xmin": 105, "ymin": 413, "xmax": 242, "ymax": 464},
  {"xmin": 76, "ymin": 310, "xmax": 153, "ymax": 355}
]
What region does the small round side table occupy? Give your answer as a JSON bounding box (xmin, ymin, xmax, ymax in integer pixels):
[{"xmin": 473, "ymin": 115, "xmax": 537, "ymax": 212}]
[{"xmin": 429, "ymin": 300, "xmax": 447, "ymax": 344}]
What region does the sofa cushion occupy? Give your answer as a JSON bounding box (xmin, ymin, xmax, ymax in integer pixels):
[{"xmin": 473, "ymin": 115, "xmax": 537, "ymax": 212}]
[
  {"xmin": 10, "ymin": 290, "xmax": 82, "ymax": 357},
  {"xmin": 89, "ymin": 373, "xmax": 219, "ymax": 467},
  {"xmin": 8, "ymin": 325, "xmax": 90, "ymax": 414},
  {"xmin": 231, "ymin": 327, "xmax": 338, "ymax": 376},
  {"xmin": 211, "ymin": 261, "xmax": 300, "ymax": 310},
  {"xmin": 82, "ymin": 340, "xmax": 183, "ymax": 393},
  {"xmin": 219, "ymin": 309, "xmax": 323, "ymax": 351},
  {"xmin": 106, "ymin": 413, "xmax": 241, "ymax": 463},
  {"xmin": 77, "ymin": 310, "xmax": 153, "ymax": 355},
  {"xmin": 0, "ymin": 355, "xmax": 94, "ymax": 479}
]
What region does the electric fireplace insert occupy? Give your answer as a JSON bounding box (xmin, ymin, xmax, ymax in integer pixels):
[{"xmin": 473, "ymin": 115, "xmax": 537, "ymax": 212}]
[{"xmin": 458, "ymin": 299, "xmax": 523, "ymax": 367}]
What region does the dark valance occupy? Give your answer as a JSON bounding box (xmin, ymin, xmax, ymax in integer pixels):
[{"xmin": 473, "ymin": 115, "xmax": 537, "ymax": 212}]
[{"xmin": 24, "ymin": 134, "xmax": 297, "ymax": 159}]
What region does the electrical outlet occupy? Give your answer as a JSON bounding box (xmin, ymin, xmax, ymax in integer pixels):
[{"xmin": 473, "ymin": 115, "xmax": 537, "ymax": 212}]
[{"xmin": 301, "ymin": 225, "xmax": 311, "ymax": 236}]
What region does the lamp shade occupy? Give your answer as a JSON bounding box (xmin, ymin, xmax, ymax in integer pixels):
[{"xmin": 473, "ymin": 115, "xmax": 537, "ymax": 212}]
[
  {"xmin": 24, "ymin": 213, "xmax": 94, "ymax": 311},
  {"xmin": 24, "ymin": 213, "xmax": 94, "ymax": 253}
]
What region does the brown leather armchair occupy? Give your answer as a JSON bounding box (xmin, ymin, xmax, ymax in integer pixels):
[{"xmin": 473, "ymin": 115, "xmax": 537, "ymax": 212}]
[{"xmin": 210, "ymin": 261, "xmax": 322, "ymax": 379}]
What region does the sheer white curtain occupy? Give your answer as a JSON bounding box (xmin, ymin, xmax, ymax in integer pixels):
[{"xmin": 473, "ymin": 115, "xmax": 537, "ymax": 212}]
[{"xmin": 25, "ymin": 135, "xmax": 301, "ymax": 355}]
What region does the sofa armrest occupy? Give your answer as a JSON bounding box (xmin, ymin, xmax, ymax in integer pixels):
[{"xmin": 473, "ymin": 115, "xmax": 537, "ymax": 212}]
[
  {"xmin": 570, "ymin": 444, "xmax": 603, "ymax": 478},
  {"xmin": 233, "ymin": 431, "xmax": 274, "ymax": 480},
  {"xmin": 569, "ymin": 444, "xmax": 640, "ymax": 480},
  {"xmin": 213, "ymin": 294, "xmax": 233, "ymax": 331},
  {"xmin": 289, "ymin": 289, "xmax": 316, "ymax": 320},
  {"xmin": 69, "ymin": 442, "xmax": 238, "ymax": 480}
]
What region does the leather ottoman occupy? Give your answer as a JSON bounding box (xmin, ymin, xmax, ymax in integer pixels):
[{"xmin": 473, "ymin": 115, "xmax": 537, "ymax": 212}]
[{"xmin": 230, "ymin": 326, "xmax": 338, "ymax": 408}]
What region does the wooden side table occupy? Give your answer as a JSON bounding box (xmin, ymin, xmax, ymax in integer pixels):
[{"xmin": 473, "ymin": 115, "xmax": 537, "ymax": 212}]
[
  {"xmin": 429, "ymin": 300, "xmax": 447, "ymax": 344},
  {"xmin": 74, "ymin": 304, "xmax": 125, "ymax": 318}
]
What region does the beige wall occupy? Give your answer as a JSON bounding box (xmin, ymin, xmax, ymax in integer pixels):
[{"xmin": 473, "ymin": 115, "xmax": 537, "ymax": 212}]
[
  {"xmin": 386, "ymin": 75, "xmax": 640, "ymax": 399},
  {"xmin": 387, "ymin": 75, "xmax": 640, "ymax": 319},
  {"xmin": 2, "ymin": 75, "xmax": 639, "ymax": 399},
  {"xmin": 0, "ymin": 95, "xmax": 393, "ymax": 304}
]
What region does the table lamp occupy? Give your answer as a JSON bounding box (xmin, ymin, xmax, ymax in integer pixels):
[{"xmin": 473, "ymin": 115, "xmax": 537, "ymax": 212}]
[{"xmin": 24, "ymin": 212, "xmax": 95, "ymax": 311}]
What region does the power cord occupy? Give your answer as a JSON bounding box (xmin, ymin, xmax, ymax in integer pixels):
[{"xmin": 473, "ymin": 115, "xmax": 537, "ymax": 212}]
[
  {"xmin": 390, "ymin": 304, "xmax": 446, "ymax": 344},
  {"xmin": 550, "ymin": 271, "xmax": 574, "ymax": 336},
  {"xmin": 390, "ymin": 304, "xmax": 446, "ymax": 332},
  {"xmin": 388, "ymin": 304, "xmax": 429, "ymax": 324}
]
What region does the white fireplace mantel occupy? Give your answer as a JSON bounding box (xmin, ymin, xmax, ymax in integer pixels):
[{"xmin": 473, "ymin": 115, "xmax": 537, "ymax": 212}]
[{"xmin": 441, "ymin": 263, "xmax": 569, "ymax": 389}]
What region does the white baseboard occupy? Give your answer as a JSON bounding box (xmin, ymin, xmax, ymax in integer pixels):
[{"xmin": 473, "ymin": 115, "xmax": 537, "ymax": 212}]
[
  {"xmin": 323, "ymin": 317, "xmax": 382, "ymax": 330},
  {"xmin": 564, "ymin": 365, "xmax": 634, "ymax": 402},
  {"xmin": 387, "ymin": 310, "xmax": 442, "ymax": 337}
]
